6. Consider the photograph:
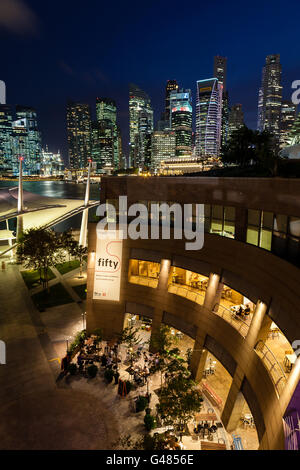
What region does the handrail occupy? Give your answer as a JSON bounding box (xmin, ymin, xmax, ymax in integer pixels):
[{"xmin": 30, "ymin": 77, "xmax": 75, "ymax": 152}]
[
  {"xmin": 254, "ymin": 340, "xmax": 287, "ymax": 395},
  {"xmin": 213, "ymin": 303, "xmax": 250, "ymax": 338},
  {"xmin": 168, "ymin": 282, "xmax": 206, "ymax": 303}
]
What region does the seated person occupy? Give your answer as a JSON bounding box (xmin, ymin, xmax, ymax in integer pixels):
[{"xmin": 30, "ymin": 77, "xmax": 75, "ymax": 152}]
[
  {"xmin": 244, "ymin": 305, "xmax": 251, "ymax": 315},
  {"xmin": 237, "ymin": 306, "xmax": 244, "ymax": 317}
]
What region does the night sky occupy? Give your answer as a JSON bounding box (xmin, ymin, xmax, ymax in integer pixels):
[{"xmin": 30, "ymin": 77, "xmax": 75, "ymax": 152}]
[{"xmin": 1, "ymin": 0, "xmax": 300, "ymax": 163}]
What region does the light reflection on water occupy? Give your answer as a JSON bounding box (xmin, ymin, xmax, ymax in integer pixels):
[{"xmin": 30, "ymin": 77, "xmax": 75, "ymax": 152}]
[{"xmin": 0, "ymin": 180, "xmax": 100, "ymax": 231}]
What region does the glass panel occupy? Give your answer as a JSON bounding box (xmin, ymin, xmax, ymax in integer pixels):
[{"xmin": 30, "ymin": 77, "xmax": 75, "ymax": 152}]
[
  {"xmin": 211, "ymin": 220, "xmax": 223, "ymax": 233},
  {"xmin": 272, "ymin": 233, "xmax": 287, "ymax": 257},
  {"xmin": 225, "ymin": 206, "xmax": 235, "ymax": 222},
  {"xmin": 224, "ymin": 221, "xmax": 235, "ymax": 238},
  {"xmin": 212, "ymin": 205, "xmax": 223, "ymax": 220},
  {"xmin": 274, "ymin": 214, "xmax": 287, "ymax": 233},
  {"xmin": 248, "ymin": 209, "xmax": 260, "ymax": 226},
  {"xmin": 260, "ymin": 229, "xmax": 272, "ymax": 251},
  {"xmin": 247, "ymin": 227, "xmax": 259, "ymax": 246},
  {"xmin": 289, "ymin": 217, "xmax": 300, "ymax": 237},
  {"xmin": 262, "ymin": 211, "xmax": 273, "ymax": 230}
]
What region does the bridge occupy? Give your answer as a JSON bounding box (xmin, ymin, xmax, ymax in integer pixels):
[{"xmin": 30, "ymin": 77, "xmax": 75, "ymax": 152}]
[{"xmin": 0, "ymin": 160, "xmax": 99, "ymax": 258}]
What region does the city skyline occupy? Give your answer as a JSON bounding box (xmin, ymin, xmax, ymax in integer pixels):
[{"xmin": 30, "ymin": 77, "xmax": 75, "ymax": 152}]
[{"xmin": 1, "ymin": 0, "xmax": 300, "ymax": 163}]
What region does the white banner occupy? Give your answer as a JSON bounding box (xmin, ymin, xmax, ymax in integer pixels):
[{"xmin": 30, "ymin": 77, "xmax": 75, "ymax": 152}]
[{"xmin": 93, "ymin": 230, "xmax": 123, "ymax": 301}]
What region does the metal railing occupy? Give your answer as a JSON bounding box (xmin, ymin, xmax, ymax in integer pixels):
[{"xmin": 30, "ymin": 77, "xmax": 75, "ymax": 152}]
[
  {"xmin": 168, "ymin": 282, "xmax": 206, "ymax": 305},
  {"xmin": 213, "ymin": 303, "xmax": 251, "ymax": 338},
  {"xmin": 254, "ymin": 340, "xmax": 287, "ymax": 396}
]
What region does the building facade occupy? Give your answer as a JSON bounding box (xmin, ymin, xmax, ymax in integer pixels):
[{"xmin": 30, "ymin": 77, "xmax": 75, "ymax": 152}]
[
  {"xmin": 96, "ymin": 98, "xmax": 120, "ymax": 169},
  {"xmin": 170, "ymin": 89, "xmax": 192, "ymax": 156},
  {"xmin": 66, "ymin": 102, "xmax": 91, "ymax": 169},
  {"xmin": 214, "ymin": 56, "xmax": 229, "ymax": 148},
  {"xmin": 257, "ymin": 54, "xmax": 283, "ymax": 144},
  {"xmin": 151, "ymin": 130, "xmax": 176, "ymax": 170},
  {"xmin": 196, "ymin": 78, "xmax": 223, "ymax": 157},
  {"xmin": 86, "ymin": 175, "xmax": 300, "ymax": 450},
  {"xmin": 228, "ymin": 103, "xmax": 244, "ymax": 139},
  {"xmin": 129, "ymin": 83, "xmax": 153, "ymax": 167},
  {"xmin": 164, "ymin": 79, "xmax": 179, "ymax": 122},
  {"xmin": 40, "ymin": 146, "xmax": 64, "ymax": 177},
  {"xmin": 279, "ymin": 101, "xmax": 296, "ymax": 149},
  {"xmin": 0, "ymin": 104, "xmax": 13, "ymax": 174}
]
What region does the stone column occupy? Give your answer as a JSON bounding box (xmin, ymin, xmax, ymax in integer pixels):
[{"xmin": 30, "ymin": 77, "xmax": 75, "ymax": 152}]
[
  {"xmin": 149, "ymin": 259, "xmax": 171, "ymax": 353},
  {"xmin": 203, "ymin": 273, "xmax": 221, "ymax": 311},
  {"xmin": 246, "ymin": 300, "xmax": 269, "ymax": 347}
]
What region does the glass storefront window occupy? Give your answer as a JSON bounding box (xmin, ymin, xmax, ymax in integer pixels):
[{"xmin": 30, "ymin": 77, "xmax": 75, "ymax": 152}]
[
  {"xmin": 260, "ymin": 229, "xmax": 272, "ymax": 251},
  {"xmin": 129, "ymin": 260, "xmax": 160, "ymax": 288},
  {"xmin": 247, "ymin": 227, "xmax": 259, "ymax": 246}
]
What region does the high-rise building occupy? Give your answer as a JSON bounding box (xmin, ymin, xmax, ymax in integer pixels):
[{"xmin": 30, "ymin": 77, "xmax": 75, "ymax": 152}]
[
  {"xmin": 257, "ymin": 54, "xmax": 283, "ymax": 144},
  {"xmin": 40, "ymin": 146, "xmax": 64, "ymax": 176},
  {"xmin": 164, "ymin": 80, "xmax": 179, "ymax": 122},
  {"xmin": 196, "ymin": 78, "xmax": 223, "ymax": 157},
  {"xmin": 66, "ymin": 102, "xmax": 91, "ymax": 169},
  {"xmin": 96, "ymin": 98, "xmax": 120, "ymax": 169},
  {"xmin": 279, "ymin": 101, "xmax": 296, "ymax": 148},
  {"xmin": 169, "ymin": 89, "xmax": 192, "ymax": 156},
  {"xmin": 151, "ymin": 130, "xmax": 176, "ymax": 170},
  {"xmin": 91, "ymin": 120, "xmax": 114, "ymax": 172},
  {"xmin": 214, "ymin": 56, "xmax": 229, "ymax": 148},
  {"xmin": 287, "ymin": 112, "xmax": 300, "ymax": 146},
  {"xmin": 129, "ymin": 83, "xmax": 153, "ymax": 167},
  {"xmin": 228, "ymin": 104, "xmax": 244, "ymax": 139},
  {"xmin": 0, "ymin": 104, "xmax": 13, "ymax": 174},
  {"xmin": 12, "ymin": 106, "xmax": 41, "ymax": 175}
]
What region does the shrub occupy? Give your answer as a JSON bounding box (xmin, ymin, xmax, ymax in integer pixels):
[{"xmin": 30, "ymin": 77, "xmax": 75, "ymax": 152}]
[
  {"xmin": 145, "ymin": 407, "xmax": 151, "ymax": 415},
  {"xmin": 68, "ymin": 363, "xmax": 77, "ymax": 375},
  {"xmin": 87, "ymin": 364, "xmax": 98, "ymax": 378},
  {"xmin": 104, "ymin": 368, "xmax": 114, "ymax": 383},
  {"xmin": 136, "ymin": 396, "xmax": 148, "ymax": 413},
  {"xmin": 144, "ymin": 414, "xmax": 156, "ymax": 431}
]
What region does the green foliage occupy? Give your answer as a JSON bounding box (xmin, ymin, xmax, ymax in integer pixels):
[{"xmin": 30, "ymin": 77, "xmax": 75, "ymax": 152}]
[
  {"xmin": 55, "ymin": 260, "xmax": 80, "ymax": 275},
  {"xmin": 144, "ymin": 414, "xmax": 156, "ymax": 431},
  {"xmin": 222, "ymin": 125, "xmax": 278, "ymax": 174},
  {"xmin": 136, "ymin": 396, "xmax": 148, "ymax": 412},
  {"xmin": 32, "ymin": 283, "xmax": 73, "ymax": 310},
  {"xmin": 68, "ymin": 363, "xmax": 77, "ymax": 375},
  {"xmin": 118, "ymin": 326, "xmax": 142, "ymax": 347},
  {"xmin": 21, "ymin": 268, "xmax": 55, "ymax": 289},
  {"xmin": 156, "ymin": 372, "xmax": 203, "ymax": 430},
  {"xmin": 87, "ymin": 364, "xmax": 98, "ymax": 378},
  {"xmin": 104, "ymin": 368, "xmax": 114, "ymax": 383},
  {"xmin": 150, "ymin": 325, "xmax": 173, "ymax": 356},
  {"xmin": 68, "ymin": 330, "xmax": 87, "ymax": 355},
  {"xmin": 17, "ymin": 227, "xmax": 66, "ymax": 290}
]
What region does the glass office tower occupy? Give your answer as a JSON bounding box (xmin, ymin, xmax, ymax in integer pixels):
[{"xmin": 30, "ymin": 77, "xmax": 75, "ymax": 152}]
[
  {"xmin": 196, "ymin": 78, "xmax": 222, "ymax": 157},
  {"xmin": 66, "ymin": 102, "xmax": 91, "ymax": 169},
  {"xmin": 170, "ymin": 89, "xmax": 192, "ymax": 156},
  {"xmin": 129, "ymin": 83, "xmax": 153, "ymax": 167}
]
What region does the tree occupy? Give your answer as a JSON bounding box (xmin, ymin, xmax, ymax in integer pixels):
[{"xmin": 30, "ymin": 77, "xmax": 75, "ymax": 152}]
[
  {"xmin": 70, "ymin": 242, "xmax": 88, "ymax": 277},
  {"xmin": 156, "ymin": 371, "xmax": 203, "ymax": 432},
  {"xmin": 222, "ymin": 125, "xmax": 277, "ymax": 173},
  {"xmin": 17, "ymin": 227, "xmax": 65, "ymax": 291},
  {"xmin": 118, "ymin": 326, "xmax": 142, "ymax": 367},
  {"xmin": 60, "ymin": 230, "xmax": 76, "ymax": 264}
]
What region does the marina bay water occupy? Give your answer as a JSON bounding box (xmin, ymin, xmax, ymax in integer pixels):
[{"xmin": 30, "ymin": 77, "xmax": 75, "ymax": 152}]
[{"xmin": 0, "ymin": 180, "xmax": 100, "ymax": 231}]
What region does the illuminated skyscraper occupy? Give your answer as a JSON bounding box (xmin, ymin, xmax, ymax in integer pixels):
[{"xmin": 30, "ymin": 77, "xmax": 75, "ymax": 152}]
[
  {"xmin": 279, "ymin": 101, "xmax": 296, "ymax": 148},
  {"xmin": 196, "ymin": 78, "xmax": 222, "ymax": 157},
  {"xmin": 257, "ymin": 54, "xmax": 282, "ymax": 143},
  {"xmin": 12, "ymin": 106, "xmax": 41, "ymax": 175},
  {"xmin": 214, "ymin": 56, "xmax": 229, "ymax": 148},
  {"xmin": 170, "ymin": 89, "xmax": 192, "ymax": 156},
  {"xmin": 164, "ymin": 80, "xmax": 179, "ymax": 121},
  {"xmin": 66, "ymin": 102, "xmax": 91, "ymax": 169},
  {"xmin": 96, "ymin": 97, "xmax": 120, "ymax": 169},
  {"xmin": 0, "ymin": 105, "xmax": 13, "ymax": 174},
  {"xmin": 91, "ymin": 120, "xmax": 114, "ymax": 172},
  {"xmin": 228, "ymin": 104, "xmax": 244, "ymax": 138},
  {"xmin": 129, "ymin": 83, "xmax": 153, "ymax": 167},
  {"xmin": 151, "ymin": 130, "xmax": 176, "ymax": 170}
]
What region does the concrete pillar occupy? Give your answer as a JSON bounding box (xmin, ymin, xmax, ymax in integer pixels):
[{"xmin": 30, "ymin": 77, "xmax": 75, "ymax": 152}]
[
  {"xmin": 17, "ymin": 157, "xmax": 24, "ymax": 214},
  {"xmin": 256, "ymin": 314, "xmax": 273, "ymax": 344},
  {"xmin": 212, "ymin": 281, "xmax": 224, "ymax": 312},
  {"xmin": 246, "ymin": 300, "xmax": 268, "ymax": 347},
  {"xmin": 226, "ymin": 391, "xmax": 246, "ymax": 433},
  {"xmin": 221, "ymin": 364, "xmax": 244, "ymax": 430},
  {"xmin": 149, "ymin": 259, "xmax": 171, "ymax": 353},
  {"xmin": 79, "ymin": 160, "xmax": 92, "ymax": 248},
  {"xmin": 204, "ymin": 273, "xmax": 221, "ymax": 311},
  {"xmin": 279, "ymin": 356, "xmax": 300, "ymax": 419}
]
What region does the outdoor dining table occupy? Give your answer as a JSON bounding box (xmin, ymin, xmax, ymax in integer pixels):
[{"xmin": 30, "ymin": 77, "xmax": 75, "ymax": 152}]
[{"xmin": 194, "ymin": 413, "xmax": 218, "ymax": 423}]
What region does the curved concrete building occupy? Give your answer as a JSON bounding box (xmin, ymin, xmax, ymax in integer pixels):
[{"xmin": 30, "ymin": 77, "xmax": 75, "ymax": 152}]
[{"xmin": 86, "ymin": 176, "xmax": 300, "ymax": 450}]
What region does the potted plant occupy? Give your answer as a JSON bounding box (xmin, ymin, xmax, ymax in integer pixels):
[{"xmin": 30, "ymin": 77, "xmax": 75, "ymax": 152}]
[
  {"xmin": 135, "ymin": 396, "xmax": 148, "ymax": 413},
  {"xmin": 144, "ymin": 414, "xmax": 156, "ymax": 431},
  {"xmin": 68, "ymin": 363, "xmax": 77, "ymax": 376},
  {"xmin": 104, "ymin": 368, "xmax": 114, "ymax": 383},
  {"xmin": 145, "ymin": 407, "xmax": 151, "ymax": 415},
  {"xmin": 87, "ymin": 364, "xmax": 98, "ymax": 378}
]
